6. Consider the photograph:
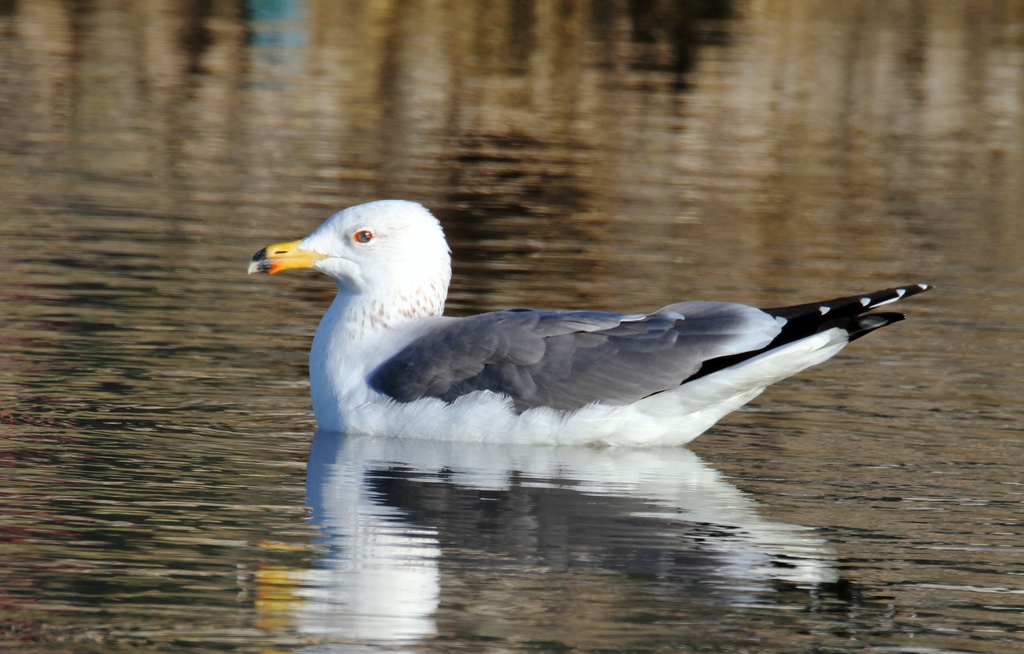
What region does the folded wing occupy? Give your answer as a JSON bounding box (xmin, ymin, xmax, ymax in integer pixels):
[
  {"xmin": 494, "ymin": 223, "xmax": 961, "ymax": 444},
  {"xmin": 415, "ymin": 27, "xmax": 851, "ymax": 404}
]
[{"xmin": 369, "ymin": 302, "xmax": 783, "ymax": 412}]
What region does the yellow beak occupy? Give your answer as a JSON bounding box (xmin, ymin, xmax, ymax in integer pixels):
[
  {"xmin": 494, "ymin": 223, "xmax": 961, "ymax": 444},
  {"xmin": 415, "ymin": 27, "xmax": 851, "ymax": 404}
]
[{"xmin": 247, "ymin": 240, "xmax": 327, "ymax": 275}]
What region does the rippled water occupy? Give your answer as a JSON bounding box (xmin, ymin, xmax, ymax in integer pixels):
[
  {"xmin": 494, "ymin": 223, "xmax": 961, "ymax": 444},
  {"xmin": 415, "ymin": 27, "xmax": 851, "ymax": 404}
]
[{"xmin": 2, "ymin": 0, "xmax": 1023, "ymax": 652}]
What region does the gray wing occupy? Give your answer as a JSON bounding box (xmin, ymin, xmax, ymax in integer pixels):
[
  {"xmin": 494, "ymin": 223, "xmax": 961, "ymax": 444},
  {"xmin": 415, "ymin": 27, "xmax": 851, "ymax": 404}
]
[{"xmin": 368, "ymin": 302, "xmax": 783, "ymax": 413}]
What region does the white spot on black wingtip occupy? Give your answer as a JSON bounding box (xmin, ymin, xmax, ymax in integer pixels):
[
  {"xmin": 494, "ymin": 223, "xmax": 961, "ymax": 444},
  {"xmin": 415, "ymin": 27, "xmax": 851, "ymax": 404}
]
[
  {"xmin": 819, "ymin": 305, "xmax": 830, "ymax": 315},
  {"xmin": 860, "ymin": 297, "xmax": 871, "ymax": 306},
  {"xmin": 896, "ymin": 288, "xmax": 906, "ymax": 298},
  {"xmin": 917, "ymin": 283, "xmax": 929, "ymax": 290}
]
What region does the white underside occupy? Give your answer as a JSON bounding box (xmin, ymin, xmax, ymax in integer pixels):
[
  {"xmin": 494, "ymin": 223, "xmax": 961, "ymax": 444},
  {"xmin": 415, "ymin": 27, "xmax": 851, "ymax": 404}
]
[{"xmin": 333, "ymin": 328, "xmax": 851, "ymax": 447}]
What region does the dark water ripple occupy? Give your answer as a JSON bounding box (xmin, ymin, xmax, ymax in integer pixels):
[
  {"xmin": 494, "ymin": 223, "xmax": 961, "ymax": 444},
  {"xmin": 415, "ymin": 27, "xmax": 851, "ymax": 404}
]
[{"xmin": 2, "ymin": 1, "xmax": 1024, "ymax": 652}]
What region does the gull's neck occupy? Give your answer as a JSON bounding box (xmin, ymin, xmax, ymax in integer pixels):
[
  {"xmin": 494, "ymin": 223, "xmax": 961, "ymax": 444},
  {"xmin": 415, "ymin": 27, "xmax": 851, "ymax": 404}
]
[
  {"xmin": 333, "ymin": 285, "xmax": 446, "ymax": 341},
  {"xmin": 309, "ymin": 284, "xmax": 447, "ymax": 430}
]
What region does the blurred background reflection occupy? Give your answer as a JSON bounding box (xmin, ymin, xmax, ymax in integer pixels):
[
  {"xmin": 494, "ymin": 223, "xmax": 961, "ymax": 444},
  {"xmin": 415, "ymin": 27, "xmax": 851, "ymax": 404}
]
[{"xmin": 1, "ymin": 0, "xmax": 1023, "ymax": 652}]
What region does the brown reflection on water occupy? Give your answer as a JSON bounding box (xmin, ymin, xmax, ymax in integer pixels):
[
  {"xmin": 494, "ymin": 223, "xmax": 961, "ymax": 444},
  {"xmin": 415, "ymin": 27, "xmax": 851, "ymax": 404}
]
[
  {"xmin": 1, "ymin": 0, "xmax": 1024, "ymax": 652},
  {"xmin": 2, "ymin": 1, "xmax": 1022, "ymax": 310}
]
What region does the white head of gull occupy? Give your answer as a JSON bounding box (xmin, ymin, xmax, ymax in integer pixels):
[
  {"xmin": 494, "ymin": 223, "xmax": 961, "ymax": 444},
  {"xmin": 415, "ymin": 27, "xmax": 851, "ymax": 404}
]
[{"xmin": 249, "ymin": 200, "xmax": 930, "ymax": 447}]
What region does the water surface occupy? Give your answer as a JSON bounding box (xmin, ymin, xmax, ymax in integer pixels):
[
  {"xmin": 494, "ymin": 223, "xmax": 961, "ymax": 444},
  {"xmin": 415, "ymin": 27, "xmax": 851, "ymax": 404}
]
[{"xmin": 1, "ymin": 0, "xmax": 1023, "ymax": 652}]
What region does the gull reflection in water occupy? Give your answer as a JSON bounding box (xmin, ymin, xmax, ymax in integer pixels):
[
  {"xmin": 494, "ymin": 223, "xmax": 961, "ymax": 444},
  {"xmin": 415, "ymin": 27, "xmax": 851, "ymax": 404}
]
[{"xmin": 283, "ymin": 430, "xmax": 839, "ymax": 645}]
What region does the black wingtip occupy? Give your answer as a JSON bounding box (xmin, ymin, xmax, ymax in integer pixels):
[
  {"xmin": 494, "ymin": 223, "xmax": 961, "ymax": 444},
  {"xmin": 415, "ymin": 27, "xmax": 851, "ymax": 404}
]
[
  {"xmin": 680, "ymin": 285, "xmax": 929, "ymax": 385},
  {"xmin": 847, "ymin": 311, "xmax": 905, "ymax": 342},
  {"xmin": 764, "ymin": 283, "xmax": 932, "ymax": 321},
  {"xmin": 761, "ymin": 283, "xmax": 933, "ymax": 348}
]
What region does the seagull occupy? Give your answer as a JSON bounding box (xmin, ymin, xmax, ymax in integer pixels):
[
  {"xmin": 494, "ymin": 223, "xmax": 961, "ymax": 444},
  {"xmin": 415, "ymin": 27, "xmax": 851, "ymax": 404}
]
[{"xmin": 248, "ymin": 200, "xmax": 930, "ymax": 447}]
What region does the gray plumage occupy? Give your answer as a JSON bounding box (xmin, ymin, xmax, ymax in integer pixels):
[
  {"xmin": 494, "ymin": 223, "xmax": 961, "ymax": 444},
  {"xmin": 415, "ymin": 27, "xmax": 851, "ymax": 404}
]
[
  {"xmin": 368, "ymin": 284, "xmax": 932, "ymax": 414},
  {"xmin": 369, "ymin": 302, "xmax": 782, "ymax": 412}
]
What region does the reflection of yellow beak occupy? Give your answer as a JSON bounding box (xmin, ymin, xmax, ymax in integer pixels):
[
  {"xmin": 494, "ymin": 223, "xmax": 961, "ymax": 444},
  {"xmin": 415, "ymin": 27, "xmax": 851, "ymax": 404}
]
[{"xmin": 247, "ymin": 240, "xmax": 326, "ymax": 275}]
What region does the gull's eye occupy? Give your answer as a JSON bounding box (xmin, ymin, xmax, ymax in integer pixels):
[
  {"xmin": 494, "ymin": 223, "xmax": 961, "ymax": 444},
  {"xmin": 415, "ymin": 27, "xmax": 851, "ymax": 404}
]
[{"xmin": 353, "ymin": 229, "xmax": 374, "ymax": 244}]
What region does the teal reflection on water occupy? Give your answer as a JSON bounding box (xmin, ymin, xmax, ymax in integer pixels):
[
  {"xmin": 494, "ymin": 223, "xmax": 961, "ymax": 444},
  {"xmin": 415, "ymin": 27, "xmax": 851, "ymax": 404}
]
[{"xmin": 245, "ymin": 0, "xmax": 305, "ymax": 51}]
